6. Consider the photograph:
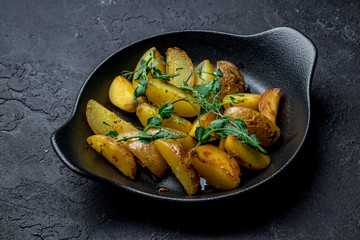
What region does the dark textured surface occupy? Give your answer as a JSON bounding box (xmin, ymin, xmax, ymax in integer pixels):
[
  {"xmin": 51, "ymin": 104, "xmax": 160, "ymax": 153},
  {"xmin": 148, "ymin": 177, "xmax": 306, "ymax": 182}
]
[{"xmin": 1, "ymin": 0, "xmax": 359, "ymax": 239}]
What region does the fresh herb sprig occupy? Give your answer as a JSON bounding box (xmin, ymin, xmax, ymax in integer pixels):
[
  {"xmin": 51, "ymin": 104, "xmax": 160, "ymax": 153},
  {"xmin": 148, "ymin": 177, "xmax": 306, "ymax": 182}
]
[{"xmin": 186, "ymin": 67, "xmax": 266, "ymax": 153}]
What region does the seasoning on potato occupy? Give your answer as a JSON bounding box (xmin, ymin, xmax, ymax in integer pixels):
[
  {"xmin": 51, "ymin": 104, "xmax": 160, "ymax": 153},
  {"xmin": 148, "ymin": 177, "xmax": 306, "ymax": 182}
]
[{"xmin": 189, "ymin": 145, "xmax": 241, "ymax": 190}]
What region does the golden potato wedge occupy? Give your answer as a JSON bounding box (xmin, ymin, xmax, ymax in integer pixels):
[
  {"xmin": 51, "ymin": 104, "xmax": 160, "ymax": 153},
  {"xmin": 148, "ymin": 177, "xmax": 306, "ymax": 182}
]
[
  {"xmin": 145, "ymin": 127, "xmax": 197, "ymax": 153},
  {"xmin": 224, "ymin": 107, "xmax": 280, "ymax": 148},
  {"xmin": 117, "ymin": 131, "xmax": 168, "ymax": 178},
  {"xmin": 216, "ymin": 61, "xmax": 245, "ymax": 100},
  {"xmin": 218, "ymin": 138, "xmax": 226, "ymax": 150},
  {"xmin": 136, "ymin": 103, "xmax": 192, "ymax": 133},
  {"xmin": 133, "ymin": 47, "xmax": 166, "ymax": 88},
  {"xmin": 188, "ymin": 113, "xmax": 218, "ymax": 141},
  {"xmin": 109, "ymin": 75, "xmax": 146, "ymax": 113},
  {"xmin": 154, "ymin": 139, "xmax": 200, "ymax": 195},
  {"xmin": 189, "ymin": 145, "xmax": 241, "ymax": 190},
  {"xmin": 259, "ymin": 88, "xmax": 281, "ymax": 123},
  {"xmin": 223, "ymin": 93, "xmax": 261, "ymax": 111},
  {"xmin": 225, "ymin": 135, "xmax": 271, "ymax": 170},
  {"xmin": 194, "ymin": 59, "xmax": 215, "ymax": 85},
  {"xmin": 145, "ymin": 78, "xmax": 201, "ymax": 117},
  {"xmin": 86, "ymin": 99, "xmax": 137, "ymax": 135},
  {"xmin": 87, "ymin": 135, "xmax": 137, "ymax": 180},
  {"xmin": 166, "ymin": 47, "xmax": 195, "ymax": 88}
]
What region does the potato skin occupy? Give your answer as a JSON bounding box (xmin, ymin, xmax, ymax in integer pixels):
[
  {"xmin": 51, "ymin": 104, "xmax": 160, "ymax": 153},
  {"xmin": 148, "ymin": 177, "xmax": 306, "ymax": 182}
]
[
  {"xmin": 86, "ymin": 99, "xmax": 137, "ymax": 135},
  {"xmin": 133, "ymin": 47, "xmax": 166, "ymax": 88},
  {"xmin": 259, "ymin": 88, "xmax": 281, "ymax": 123},
  {"xmin": 194, "ymin": 59, "xmax": 215, "ymax": 85},
  {"xmin": 154, "ymin": 139, "xmax": 200, "ymax": 195},
  {"xmin": 223, "ymin": 93, "xmax": 261, "ymax": 111},
  {"xmin": 145, "ymin": 78, "xmax": 201, "ymax": 117},
  {"xmin": 224, "ymin": 107, "xmax": 280, "ymax": 148},
  {"xmin": 189, "ymin": 145, "xmax": 241, "ymax": 190},
  {"xmin": 225, "ymin": 135, "xmax": 271, "ymax": 170},
  {"xmin": 166, "ymin": 47, "xmax": 195, "ymax": 88},
  {"xmin": 109, "ymin": 75, "xmax": 146, "ymax": 113},
  {"xmin": 118, "ymin": 131, "xmax": 168, "ymax": 178},
  {"xmin": 216, "ymin": 61, "xmax": 245, "ymax": 100},
  {"xmin": 136, "ymin": 103, "xmax": 192, "ymax": 134},
  {"xmin": 87, "ymin": 135, "xmax": 137, "ymax": 179}
]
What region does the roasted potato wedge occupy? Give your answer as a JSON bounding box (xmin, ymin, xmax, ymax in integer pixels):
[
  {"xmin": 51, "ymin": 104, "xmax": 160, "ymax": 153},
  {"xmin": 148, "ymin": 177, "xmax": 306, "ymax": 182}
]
[
  {"xmin": 133, "ymin": 47, "xmax": 166, "ymax": 88},
  {"xmin": 225, "ymin": 135, "xmax": 271, "ymax": 170},
  {"xmin": 118, "ymin": 131, "xmax": 168, "ymax": 178},
  {"xmin": 188, "ymin": 113, "xmax": 218, "ymax": 141},
  {"xmin": 224, "ymin": 107, "xmax": 280, "ymax": 148},
  {"xmin": 109, "ymin": 75, "xmax": 146, "ymax": 113},
  {"xmin": 218, "ymin": 138, "xmax": 226, "ymax": 150},
  {"xmin": 87, "ymin": 135, "xmax": 137, "ymax": 179},
  {"xmin": 145, "ymin": 78, "xmax": 201, "ymax": 117},
  {"xmin": 189, "ymin": 145, "xmax": 241, "ymax": 190},
  {"xmin": 136, "ymin": 103, "xmax": 192, "ymax": 133},
  {"xmin": 223, "ymin": 93, "xmax": 261, "ymax": 111},
  {"xmin": 194, "ymin": 59, "xmax": 215, "ymax": 85},
  {"xmin": 145, "ymin": 127, "xmax": 197, "ymax": 153},
  {"xmin": 166, "ymin": 47, "xmax": 195, "ymax": 88},
  {"xmin": 154, "ymin": 139, "xmax": 200, "ymax": 195},
  {"xmin": 259, "ymin": 88, "xmax": 281, "ymax": 123},
  {"xmin": 216, "ymin": 61, "xmax": 245, "ymax": 100},
  {"xmin": 86, "ymin": 99, "xmax": 137, "ymax": 135}
]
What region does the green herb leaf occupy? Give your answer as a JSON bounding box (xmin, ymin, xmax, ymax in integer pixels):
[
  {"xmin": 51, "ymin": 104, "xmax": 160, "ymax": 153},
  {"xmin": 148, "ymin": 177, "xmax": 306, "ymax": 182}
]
[
  {"xmin": 134, "ymin": 85, "xmax": 146, "ymax": 98},
  {"xmin": 139, "ymin": 138, "xmax": 152, "ymax": 144},
  {"xmin": 147, "ymin": 117, "xmax": 161, "ymax": 127},
  {"xmin": 195, "ymin": 126, "xmax": 205, "ymax": 141},
  {"xmin": 103, "ymin": 121, "xmax": 110, "ymax": 126},
  {"xmin": 215, "ymin": 69, "xmax": 223, "ymax": 77},
  {"xmin": 195, "ymin": 84, "xmax": 211, "ymax": 99},
  {"xmin": 158, "ymin": 103, "xmax": 174, "ymax": 120},
  {"xmin": 105, "ymin": 130, "xmax": 119, "ymax": 139}
]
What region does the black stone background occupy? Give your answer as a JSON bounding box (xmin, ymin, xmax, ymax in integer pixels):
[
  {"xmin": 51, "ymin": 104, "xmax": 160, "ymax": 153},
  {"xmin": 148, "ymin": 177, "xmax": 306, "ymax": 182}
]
[{"xmin": 1, "ymin": 0, "xmax": 359, "ymax": 239}]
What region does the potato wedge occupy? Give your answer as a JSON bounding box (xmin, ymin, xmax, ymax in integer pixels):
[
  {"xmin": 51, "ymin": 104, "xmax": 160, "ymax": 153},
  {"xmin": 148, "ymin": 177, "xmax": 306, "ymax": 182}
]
[
  {"xmin": 218, "ymin": 138, "xmax": 226, "ymax": 150},
  {"xmin": 166, "ymin": 47, "xmax": 195, "ymax": 88},
  {"xmin": 189, "ymin": 145, "xmax": 241, "ymax": 190},
  {"xmin": 109, "ymin": 75, "xmax": 146, "ymax": 113},
  {"xmin": 223, "ymin": 93, "xmax": 261, "ymax": 111},
  {"xmin": 194, "ymin": 59, "xmax": 215, "ymax": 86},
  {"xmin": 216, "ymin": 61, "xmax": 245, "ymax": 100},
  {"xmin": 154, "ymin": 139, "xmax": 200, "ymax": 195},
  {"xmin": 133, "ymin": 47, "xmax": 166, "ymax": 88},
  {"xmin": 145, "ymin": 127, "xmax": 197, "ymax": 153},
  {"xmin": 188, "ymin": 113, "xmax": 218, "ymax": 141},
  {"xmin": 224, "ymin": 107, "xmax": 280, "ymax": 148},
  {"xmin": 145, "ymin": 78, "xmax": 200, "ymax": 117},
  {"xmin": 225, "ymin": 135, "xmax": 271, "ymax": 170},
  {"xmin": 259, "ymin": 88, "xmax": 281, "ymax": 123},
  {"xmin": 136, "ymin": 103, "xmax": 192, "ymax": 133},
  {"xmin": 117, "ymin": 131, "xmax": 168, "ymax": 178},
  {"xmin": 86, "ymin": 99, "xmax": 137, "ymax": 135},
  {"xmin": 87, "ymin": 135, "xmax": 137, "ymax": 179}
]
